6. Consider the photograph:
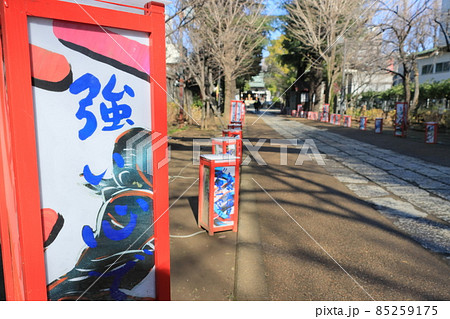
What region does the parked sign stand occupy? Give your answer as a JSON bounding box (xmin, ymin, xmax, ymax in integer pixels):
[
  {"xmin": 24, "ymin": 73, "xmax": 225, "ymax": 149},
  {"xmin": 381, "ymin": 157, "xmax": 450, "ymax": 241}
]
[
  {"xmin": 330, "ymin": 114, "xmax": 336, "ymax": 124},
  {"xmin": 198, "ymin": 154, "xmax": 240, "ymax": 236},
  {"xmin": 230, "ymin": 100, "xmax": 245, "ymax": 123},
  {"xmin": 343, "ymin": 115, "xmax": 352, "ymax": 128},
  {"xmin": 374, "ymin": 118, "xmax": 383, "ymax": 134},
  {"xmin": 211, "ymin": 137, "xmax": 241, "ymax": 160},
  {"xmin": 425, "ymin": 122, "xmax": 438, "ymax": 144},
  {"xmin": 296, "ymin": 104, "xmax": 303, "ymax": 117},
  {"xmin": 320, "ymin": 104, "xmax": 330, "ymax": 123},
  {"xmin": 307, "ymin": 112, "xmax": 318, "ymax": 120},
  {"xmin": 0, "ymin": 0, "xmax": 170, "ymax": 301},
  {"xmin": 330, "ymin": 114, "xmax": 341, "ymax": 125},
  {"xmin": 228, "ymin": 123, "xmax": 242, "ymax": 131},
  {"xmin": 359, "ymin": 117, "xmax": 367, "ymax": 130},
  {"xmin": 223, "ymin": 129, "xmax": 243, "ymax": 141},
  {"xmin": 394, "ymin": 102, "xmax": 408, "ymax": 137}
]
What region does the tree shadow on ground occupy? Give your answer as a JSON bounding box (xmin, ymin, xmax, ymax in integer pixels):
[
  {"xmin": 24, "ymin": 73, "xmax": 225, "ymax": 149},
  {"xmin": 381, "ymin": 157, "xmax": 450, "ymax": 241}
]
[{"xmin": 187, "ymin": 196, "xmax": 199, "ymax": 224}]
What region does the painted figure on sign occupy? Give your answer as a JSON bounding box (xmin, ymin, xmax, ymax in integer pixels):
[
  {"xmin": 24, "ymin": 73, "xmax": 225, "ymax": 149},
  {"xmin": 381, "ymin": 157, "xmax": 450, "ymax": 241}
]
[
  {"xmin": 213, "ymin": 168, "xmax": 235, "ymax": 227},
  {"xmin": 48, "ymin": 128, "xmax": 156, "ymax": 301}
]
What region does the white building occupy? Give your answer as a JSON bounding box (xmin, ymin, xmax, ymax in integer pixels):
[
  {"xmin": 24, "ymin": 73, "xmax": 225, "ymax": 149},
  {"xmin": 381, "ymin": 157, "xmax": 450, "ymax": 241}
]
[
  {"xmin": 416, "ymin": 47, "xmax": 450, "ymax": 84},
  {"xmin": 345, "ymin": 69, "xmax": 393, "ymax": 95},
  {"xmin": 392, "ymin": 0, "xmax": 450, "ymax": 86},
  {"xmin": 410, "ymin": 0, "xmax": 450, "ymax": 84}
]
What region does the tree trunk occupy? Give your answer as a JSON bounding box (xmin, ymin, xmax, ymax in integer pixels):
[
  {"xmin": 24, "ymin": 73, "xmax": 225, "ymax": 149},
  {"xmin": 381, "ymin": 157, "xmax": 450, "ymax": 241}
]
[
  {"xmin": 223, "ymin": 69, "xmax": 234, "ymax": 126},
  {"xmin": 199, "ymin": 85, "xmax": 206, "ymax": 130},
  {"xmin": 206, "ymin": 101, "xmax": 210, "ymax": 129},
  {"xmin": 411, "ymin": 62, "xmax": 420, "ymax": 114},
  {"xmin": 201, "ymin": 103, "xmax": 206, "ymax": 129},
  {"xmin": 186, "ymin": 92, "xmax": 192, "ymax": 125},
  {"xmin": 404, "ymin": 73, "xmax": 411, "ymax": 108}
]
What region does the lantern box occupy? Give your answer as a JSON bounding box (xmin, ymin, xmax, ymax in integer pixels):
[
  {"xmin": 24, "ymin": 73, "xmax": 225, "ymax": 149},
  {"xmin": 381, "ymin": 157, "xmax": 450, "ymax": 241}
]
[
  {"xmin": 228, "ymin": 123, "xmax": 243, "ymax": 130},
  {"xmin": 198, "ymin": 154, "xmax": 240, "ymax": 235},
  {"xmin": 425, "ymin": 122, "xmax": 438, "ymax": 144},
  {"xmin": 359, "ymin": 117, "xmax": 367, "ymax": 130},
  {"xmin": 330, "ymin": 114, "xmax": 341, "ymax": 125},
  {"xmin": 320, "ymin": 112, "xmax": 329, "ymax": 123},
  {"xmin": 223, "ymin": 129, "xmax": 243, "ymax": 141},
  {"xmin": 374, "ymin": 118, "xmax": 383, "ymax": 134},
  {"xmin": 296, "ymin": 104, "xmax": 303, "ymax": 117},
  {"xmin": 343, "ymin": 115, "xmax": 352, "ymax": 128},
  {"xmin": 230, "ymin": 100, "xmax": 245, "ymax": 123},
  {"xmin": 394, "ymin": 102, "xmax": 408, "ymax": 137},
  {"xmin": 307, "ymin": 112, "xmax": 318, "ymax": 120},
  {"xmin": 211, "ymin": 137, "xmax": 242, "ymax": 160}
]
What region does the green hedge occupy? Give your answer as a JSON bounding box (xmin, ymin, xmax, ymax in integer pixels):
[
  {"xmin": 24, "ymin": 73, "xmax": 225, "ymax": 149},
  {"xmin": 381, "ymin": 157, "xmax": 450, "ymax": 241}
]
[{"xmin": 359, "ymin": 79, "xmax": 450, "ymax": 102}]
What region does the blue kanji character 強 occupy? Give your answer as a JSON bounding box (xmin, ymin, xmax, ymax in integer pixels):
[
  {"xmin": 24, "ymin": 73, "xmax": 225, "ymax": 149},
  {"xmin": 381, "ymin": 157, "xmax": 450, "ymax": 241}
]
[
  {"xmin": 70, "ymin": 73, "xmax": 101, "ymax": 140},
  {"xmin": 100, "ymin": 74, "xmax": 135, "ymax": 131}
]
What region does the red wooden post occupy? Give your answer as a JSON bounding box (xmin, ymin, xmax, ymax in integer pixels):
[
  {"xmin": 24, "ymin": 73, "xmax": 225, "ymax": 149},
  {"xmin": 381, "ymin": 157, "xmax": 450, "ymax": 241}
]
[
  {"xmin": 0, "ymin": 0, "xmax": 47, "ymax": 300},
  {"xmin": 0, "ymin": 0, "xmax": 170, "ymax": 301}
]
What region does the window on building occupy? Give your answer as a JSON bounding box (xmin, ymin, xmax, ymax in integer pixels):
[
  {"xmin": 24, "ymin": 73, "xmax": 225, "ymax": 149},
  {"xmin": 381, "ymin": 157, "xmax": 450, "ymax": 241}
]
[
  {"xmin": 422, "ymin": 64, "xmax": 434, "ymax": 75},
  {"xmin": 435, "ymin": 61, "xmax": 450, "ymax": 73}
]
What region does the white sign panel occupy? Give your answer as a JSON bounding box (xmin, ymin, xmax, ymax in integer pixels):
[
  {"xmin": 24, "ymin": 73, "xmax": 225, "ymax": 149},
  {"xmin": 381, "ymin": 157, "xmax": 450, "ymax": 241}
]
[{"xmin": 29, "ymin": 17, "xmax": 156, "ymax": 300}]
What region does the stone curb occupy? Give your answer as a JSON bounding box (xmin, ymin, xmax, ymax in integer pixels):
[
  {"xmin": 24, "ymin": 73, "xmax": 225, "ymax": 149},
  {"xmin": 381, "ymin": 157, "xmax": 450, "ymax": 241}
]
[{"xmin": 234, "ymin": 173, "xmax": 269, "ymax": 301}]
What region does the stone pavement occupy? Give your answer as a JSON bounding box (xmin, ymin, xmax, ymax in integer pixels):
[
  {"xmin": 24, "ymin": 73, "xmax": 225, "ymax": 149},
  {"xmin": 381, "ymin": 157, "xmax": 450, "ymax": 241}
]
[
  {"xmin": 238, "ymin": 112, "xmax": 449, "ymax": 300},
  {"xmin": 262, "ymin": 114, "xmax": 450, "ymax": 259},
  {"xmin": 168, "ymin": 111, "xmax": 450, "ymax": 301}
]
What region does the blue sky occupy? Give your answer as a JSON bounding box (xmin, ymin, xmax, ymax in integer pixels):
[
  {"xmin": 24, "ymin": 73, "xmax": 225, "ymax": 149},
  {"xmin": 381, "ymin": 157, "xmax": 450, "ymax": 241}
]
[
  {"xmin": 263, "ymin": 0, "xmax": 286, "ymax": 16},
  {"xmin": 262, "ymin": 0, "xmax": 285, "ymax": 57}
]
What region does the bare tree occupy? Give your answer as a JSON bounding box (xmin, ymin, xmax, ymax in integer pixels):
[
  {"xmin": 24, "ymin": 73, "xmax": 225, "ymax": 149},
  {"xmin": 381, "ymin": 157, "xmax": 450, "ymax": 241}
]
[
  {"xmin": 285, "ymin": 0, "xmax": 371, "ymax": 111},
  {"xmin": 181, "ymin": 18, "xmax": 225, "ymax": 129},
  {"xmin": 197, "ymin": 0, "xmax": 269, "ymax": 124},
  {"xmin": 341, "ymin": 28, "xmax": 394, "ymax": 108},
  {"xmin": 377, "ymin": 0, "xmax": 436, "ymax": 113},
  {"xmin": 165, "ymin": 0, "xmax": 205, "ymax": 38}
]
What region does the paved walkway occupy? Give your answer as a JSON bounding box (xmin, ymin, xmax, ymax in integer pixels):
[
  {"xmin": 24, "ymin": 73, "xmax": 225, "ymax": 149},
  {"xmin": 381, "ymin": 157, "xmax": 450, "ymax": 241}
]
[
  {"xmin": 2, "ymin": 111, "xmax": 449, "ymax": 301},
  {"xmin": 261, "ymin": 114, "xmax": 450, "ymax": 259},
  {"xmin": 168, "ymin": 128, "xmax": 237, "ymax": 301},
  {"xmin": 237, "ymin": 112, "xmax": 450, "ymax": 300}
]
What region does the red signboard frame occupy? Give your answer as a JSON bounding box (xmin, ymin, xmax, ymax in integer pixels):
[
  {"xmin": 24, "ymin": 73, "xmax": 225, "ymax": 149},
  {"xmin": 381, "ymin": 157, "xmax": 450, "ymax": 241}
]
[{"xmin": 0, "ymin": 0, "xmax": 170, "ymax": 300}]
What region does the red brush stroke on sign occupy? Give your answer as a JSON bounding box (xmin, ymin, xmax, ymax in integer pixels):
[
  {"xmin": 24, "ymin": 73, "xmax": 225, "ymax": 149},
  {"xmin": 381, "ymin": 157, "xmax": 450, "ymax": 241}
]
[
  {"xmin": 53, "ymin": 20, "xmax": 150, "ymax": 77},
  {"xmin": 30, "ymin": 44, "xmax": 71, "ymax": 83}
]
